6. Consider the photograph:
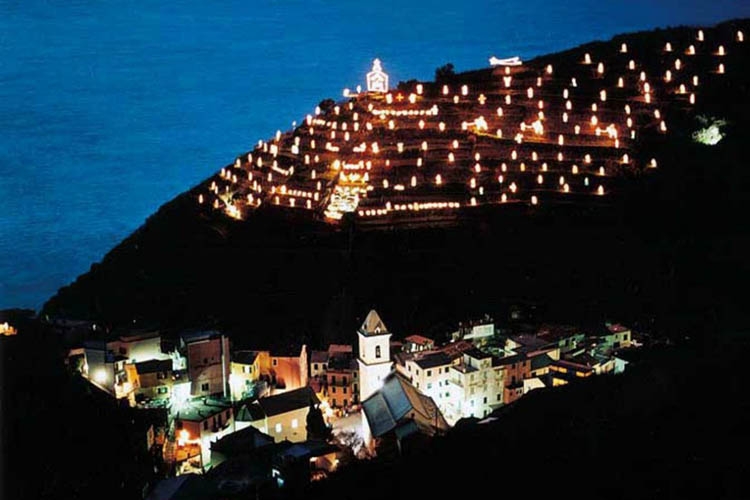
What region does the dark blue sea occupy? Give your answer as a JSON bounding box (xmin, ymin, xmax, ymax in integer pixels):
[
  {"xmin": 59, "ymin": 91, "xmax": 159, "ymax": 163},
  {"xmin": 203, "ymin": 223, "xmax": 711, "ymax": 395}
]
[{"xmin": 1, "ymin": 0, "xmax": 748, "ymax": 310}]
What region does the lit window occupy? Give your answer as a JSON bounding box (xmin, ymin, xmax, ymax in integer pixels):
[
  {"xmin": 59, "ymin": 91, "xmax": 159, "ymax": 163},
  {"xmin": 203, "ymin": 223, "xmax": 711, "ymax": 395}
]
[
  {"xmin": 275, "ymin": 423, "xmax": 282, "ymax": 433},
  {"xmin": 292, "ymin": 419, "xmax": 298, "ymax": 429}
]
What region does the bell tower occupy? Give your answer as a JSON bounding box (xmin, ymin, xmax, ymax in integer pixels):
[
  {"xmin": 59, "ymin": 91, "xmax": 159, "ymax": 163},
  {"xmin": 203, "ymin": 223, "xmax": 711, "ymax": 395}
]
[{"xmin": 356, "ymin": 309, "xmax": 392, "ymax": 402}]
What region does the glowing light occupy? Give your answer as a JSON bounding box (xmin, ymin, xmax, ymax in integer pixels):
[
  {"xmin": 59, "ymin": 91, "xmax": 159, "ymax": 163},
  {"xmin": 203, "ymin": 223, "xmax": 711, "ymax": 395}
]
[
  {"xmin": 665, "ymin": 42, "xmax": 673, "ymax": 52},
  {"xmin": 697, "ymin": 29, "xmax": 704, "ymax": 42},
  {"xmin": 367, "ymin": 58, "xmax": 389, "ymax": 92},
  {"xmin": 687, "ymin": 45, "xmax": 696, "ymax": 55},
  {"xmin": 718, "ymin": 45, "xmax": 725, "ymax": 56},
  {"xmin": 738, "ymin": 31, "xmax": 745, "ymax": 42},
  {"xmin": 597, "ymin": 185, "xmax": 604, "ymax": 195},
  {"xmin": 620, "ymin": 43, "xmax": 628, "ymax": 53},
  {"xmin": 597, "ymin": 62, "xmax": 604, "ymax": 74},
  {"xmin": 94, "ymin": 369, "xmax": 107, "ymax": 385},
  {"xmin": 583, "ymin": 53, "xmax": 591, "ymax": 65},
  {"xmin": 718, "ymin": 63, "xmax": 725, "ymax": 74},
  {"xmin": 531, "ymin": 195, "xmax": 538, "ymax": 205}
]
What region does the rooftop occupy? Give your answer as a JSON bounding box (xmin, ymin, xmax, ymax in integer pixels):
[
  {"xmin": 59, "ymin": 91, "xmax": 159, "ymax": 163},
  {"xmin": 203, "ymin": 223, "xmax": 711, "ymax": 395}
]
[
  {"xmin": 359, "ymin": 309, "xmax": 389, "ymax": 336},
  {"xmin": 176, "ymin": 398, "xmax": 231, "ymax": 422},
  {"xmin": 413, "ymin": 351, "xmax": 453, "ymax": 369},
  {"xmin": 251, "ymin": 386, "xmax": 319, "ymax": 419},
  {"xmin": 135, "ymin": 359, "xmax": 172, "ymax": 375},
  {"xmin": 232, "ymin": 350, "xmax": 258, "ymax": 365},
  {"xmin": 404, "ymin": 334, "xmax": 434, "ymax": 346}
]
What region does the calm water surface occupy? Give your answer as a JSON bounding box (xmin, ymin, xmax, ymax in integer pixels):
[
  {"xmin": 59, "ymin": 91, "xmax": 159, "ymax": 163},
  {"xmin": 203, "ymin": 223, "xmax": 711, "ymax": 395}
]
[{"xmin": 1, "ymin": 0, "xmax": 749, "ymax": 309}]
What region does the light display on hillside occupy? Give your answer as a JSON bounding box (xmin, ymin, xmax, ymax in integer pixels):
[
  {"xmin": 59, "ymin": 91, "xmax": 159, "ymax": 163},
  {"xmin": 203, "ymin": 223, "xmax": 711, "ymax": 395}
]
[{"xmin": 196, "ymin": 24, "xmax": 742, "ymax": 226}]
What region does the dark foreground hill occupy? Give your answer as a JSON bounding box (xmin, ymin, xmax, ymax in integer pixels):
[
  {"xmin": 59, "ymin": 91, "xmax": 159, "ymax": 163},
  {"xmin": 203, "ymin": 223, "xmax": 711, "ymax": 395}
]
[{"xmin": 42, "ymin": 20, "xmax": 750, "ymax": 347}]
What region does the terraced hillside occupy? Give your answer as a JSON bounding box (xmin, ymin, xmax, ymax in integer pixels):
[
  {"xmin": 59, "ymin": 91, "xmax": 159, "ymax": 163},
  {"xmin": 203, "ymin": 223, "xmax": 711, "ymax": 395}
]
[{"xmin": 43, "ymin": 20, "xmax": 750, "ymax": 348}]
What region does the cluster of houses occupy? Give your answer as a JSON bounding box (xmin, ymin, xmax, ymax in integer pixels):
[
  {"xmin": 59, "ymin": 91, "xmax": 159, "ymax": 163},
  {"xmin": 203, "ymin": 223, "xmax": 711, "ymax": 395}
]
[{"xmin": 67, "ymin": 310, "xmax": 637, "ymax": 497}]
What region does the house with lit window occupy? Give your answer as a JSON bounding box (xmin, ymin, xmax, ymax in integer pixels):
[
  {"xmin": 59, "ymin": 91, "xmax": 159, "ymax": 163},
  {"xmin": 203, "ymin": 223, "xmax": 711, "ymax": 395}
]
[
  {"xmin": 180, "ymin": 331, "xmax": 231, "ymax": 397},
  {"xmin": 403, "ymin": 334, "xmax": 435, "ymax": 353},
  {"xmin": 325, "ymin": 355, "xmax": 358, "ymax": 409},
  {"xmin": 82, "ymin": 339, "xmax": 139, "ymax": 404},
  {"xmin": 444, "ymin": 348, "xmax": 503, "ymax": 422},
  {"xmin": 134, "ymin": 359, "xmax": 189, "ymax": 402},
  {"xmin": 230, "ymin": 345, "xmax": 309, "ymax": 397},
  {"xmin": 536, "ymin": 324, "xmax": 586, "ymax": 354},
  {"xmin": 237, "ymin": 386, "xmax": 320, "ymax": 443},
  {"xmin": 595, "ymin": 323, "xmax": 633, "ymax": 353},
  {"xmin": 229, "ymin": 350, "xmax": 269, "ymax": 401},
  {"xmin": 495, "ymin": 353, "xmax": 531, "ymax": 405},
  {"xmin": 174, "ymin": 398, "xmax": 235, "ymax": 468},
  {"xmin": 396, "ymin": 351, "xmax": 456, "ymax": 412}
]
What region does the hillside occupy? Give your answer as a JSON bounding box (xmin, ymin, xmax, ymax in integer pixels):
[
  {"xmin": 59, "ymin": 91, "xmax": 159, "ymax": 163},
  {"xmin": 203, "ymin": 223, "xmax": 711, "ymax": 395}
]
[{"xmin": 42, "ymin": 20, "xmax": 750, "ymax": 347}]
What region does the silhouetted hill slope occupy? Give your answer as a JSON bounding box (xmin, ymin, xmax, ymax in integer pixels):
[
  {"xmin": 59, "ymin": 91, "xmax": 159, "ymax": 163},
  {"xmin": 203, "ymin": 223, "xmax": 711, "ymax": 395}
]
[{"xmin": 43, "ymin": 20, "xmax": 750, "ymax": 347}]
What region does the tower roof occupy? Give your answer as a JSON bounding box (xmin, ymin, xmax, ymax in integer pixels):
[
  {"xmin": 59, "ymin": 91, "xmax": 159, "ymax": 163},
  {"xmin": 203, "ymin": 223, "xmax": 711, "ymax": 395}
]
[{"xmin": 359, "ymin": 309, "xmax": 389, "ymax": 336}]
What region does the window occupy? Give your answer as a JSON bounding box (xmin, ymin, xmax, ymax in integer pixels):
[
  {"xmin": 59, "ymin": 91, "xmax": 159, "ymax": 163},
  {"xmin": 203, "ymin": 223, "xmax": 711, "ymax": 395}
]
[
  {"xmin": 343, "ymin": 377, "xmax": 347, "ymax": 385},
  {"xmin": 291, "ymin": 419, "xmax": 298, "ymax": 429},
  {"xmin": 343, "ymin": 399, "xmax": 348, "ymax": 407},
  {"xmin": 497, "ymin": 394, "xmax": 501, "ymax": 401},
  {"xmin": 427, "ymin": 383, "xmax": 432, "ymax": 390},
  {"xmin": 343, "ymin": 387, "xmax": 347, "ymax": 394},
  {"xmin": 243, "ymin": 365, "xmax": 250, "ymax": 374},
  {"xmin": 416, "ymin": 382, "xmax": 420, "ymax": 389},
  {"xmin": 157, "ymin": 387, "xmax": 168, "ymax": 395},
  {"xmin": 313, "ymin": 363, "xmax": 318, "ymax": 370},
  {"xmin": 483, "ymin": 396, "xmax": 487, "ymax": 404},
  {"xmin": 353, "ymin": 383, "xmax": 358, "ymax": 392},
  {"xmin": 273, "ymin": 359, "xmax": 278, "ymax": 366},
  {"xmin": 331, "ymin": 376, "xmax": 337, "ymax": 385},
  {"xmin": 201, "ymin": 382, "xmax": 210, "ymax": 392},
  {"xmin": 203, "ymin": 421, "xmax": 208, "ymax": 430},
  {"xmin": 332, "ymin": 399, "xmax": 337, "ymax": 407},
  {"xmin": 332, "ymin": 386, "xmax": 336, "ymax": 394},
  {"xmin": 471, "ymin": 400, "xmax": 475, "ymax": 406},
  {"xmin": 275, "ymin": 423, "xmax": 282, "ymax": 433},
  {"xmin": 445, "ymin": 392, "xmax": 449, "ymax": 398},
  {"xmin": 445, "ymin": 367, "xmax": 450, "ymax": 374},
  {"xmin": 203, "ymin": 358, "xmax": 208, "ymax": 365},
  {"xmin": 427, "ymin": 370, "xmax": 432, "ymax": 377},
  {"xmin": 408, "ymin": 365, "xmax": 411, "ymax": 372},
  {"xmin": 375, "ymin": 346, "xmax": 381, "ymax": 359}
]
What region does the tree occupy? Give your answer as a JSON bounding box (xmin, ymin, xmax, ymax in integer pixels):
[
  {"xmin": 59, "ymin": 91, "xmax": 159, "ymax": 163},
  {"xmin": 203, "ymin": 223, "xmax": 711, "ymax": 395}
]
[
  {"xmin": 435, "ymin": 63, "xmax": 455, "ymax": 81},
  {"xmin": 318, "ymin": 98, "xmax": 335, "ymax": 113},
  {"xmin": 306, "ymin": 402, "xmax": 332, "ymax": 441}
]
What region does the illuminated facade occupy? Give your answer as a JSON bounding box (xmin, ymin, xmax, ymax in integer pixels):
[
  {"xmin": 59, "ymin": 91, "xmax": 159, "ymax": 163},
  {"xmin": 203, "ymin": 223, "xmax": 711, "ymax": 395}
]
[{"xmin": 356, "ymin": 310, "xmax": 393, "ymax": 402}]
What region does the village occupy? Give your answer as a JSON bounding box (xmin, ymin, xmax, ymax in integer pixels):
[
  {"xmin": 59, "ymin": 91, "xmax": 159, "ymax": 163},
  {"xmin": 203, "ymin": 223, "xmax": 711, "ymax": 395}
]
[{"xmin": 63, "ymin": 307, "xmax": 639, "ymax": 498}]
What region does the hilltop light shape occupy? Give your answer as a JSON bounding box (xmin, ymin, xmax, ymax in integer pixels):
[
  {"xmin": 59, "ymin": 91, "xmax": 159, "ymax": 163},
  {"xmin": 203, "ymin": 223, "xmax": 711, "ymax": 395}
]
[{"xmin": 367, "ymin": 58, "xmax": 389, "ymax": 93}]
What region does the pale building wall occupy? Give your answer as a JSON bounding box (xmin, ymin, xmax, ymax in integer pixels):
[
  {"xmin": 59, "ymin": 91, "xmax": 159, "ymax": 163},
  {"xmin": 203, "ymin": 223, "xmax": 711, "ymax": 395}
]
[{"xmin": 264, "ymin": 407, "xmax": 310, "ymax": 443}]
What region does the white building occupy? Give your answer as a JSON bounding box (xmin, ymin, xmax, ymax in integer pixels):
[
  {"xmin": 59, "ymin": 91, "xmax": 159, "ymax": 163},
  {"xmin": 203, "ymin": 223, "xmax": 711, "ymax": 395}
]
[
  {"xmin": 357, "ymin": 310, "xmax": 393, "ymax": 403},
  {"xmin": 444, "ymin": 348, "xmax": 503, "ymax": 423},
  {"xmin": 397, "ymin": 351, "xmax": 456, "ymax": 415}
]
